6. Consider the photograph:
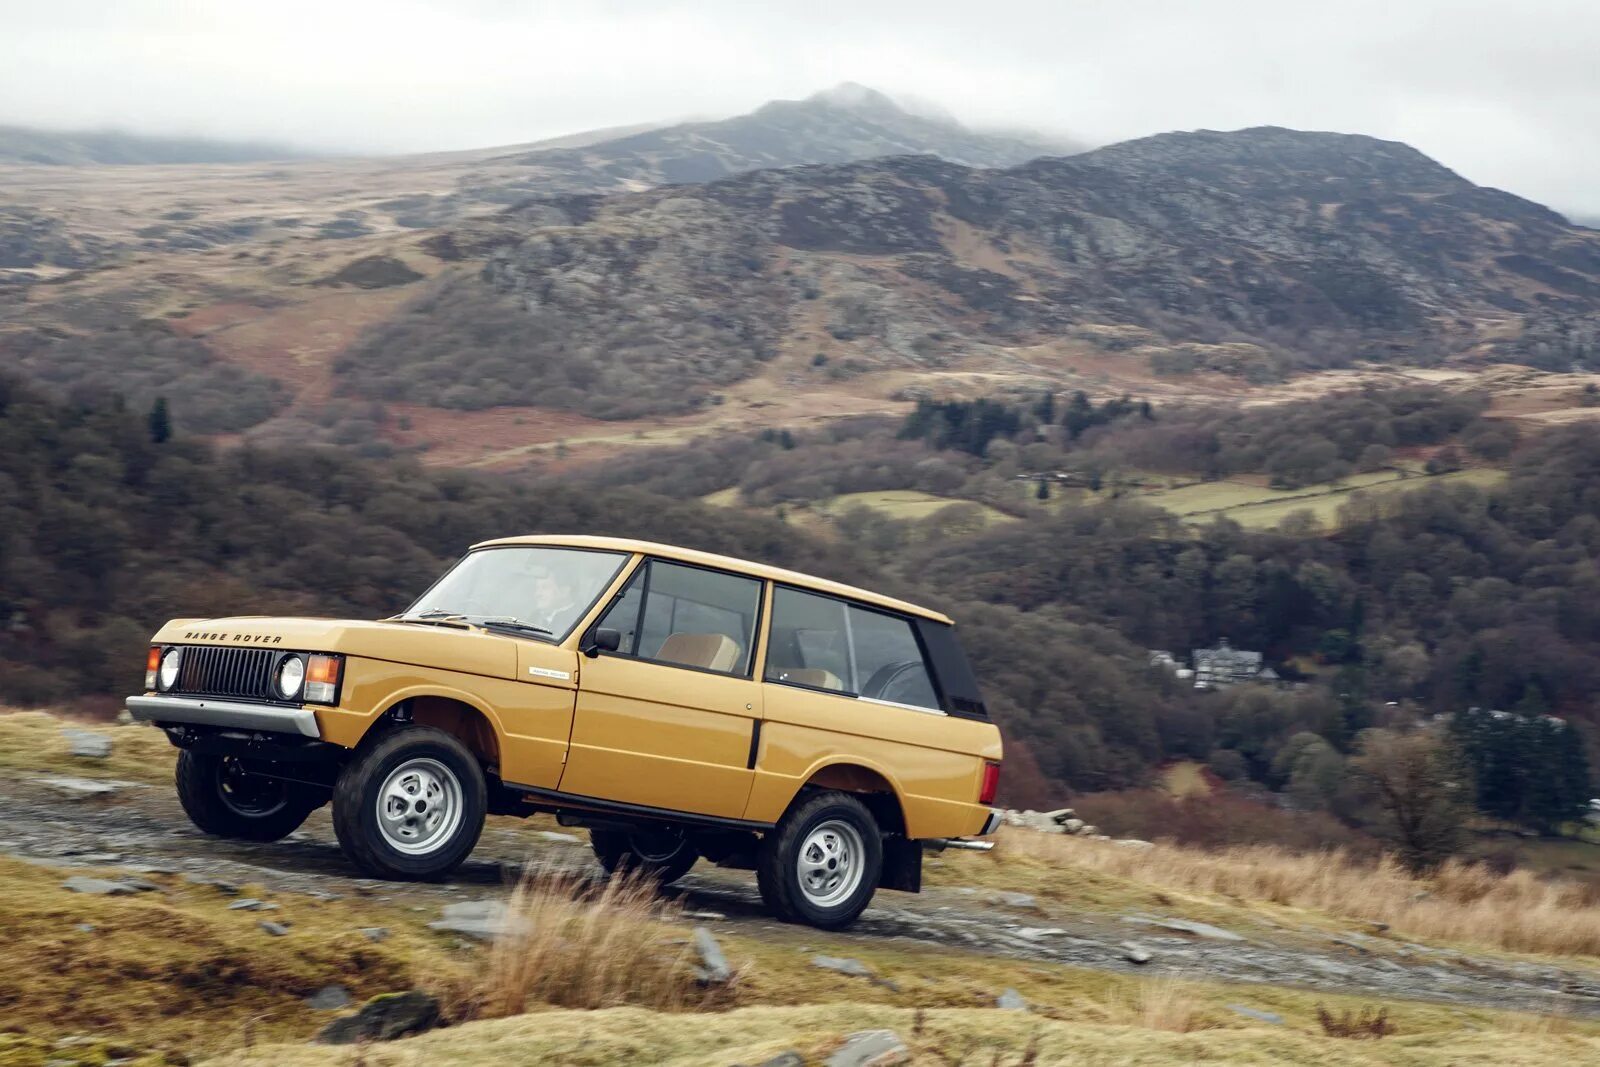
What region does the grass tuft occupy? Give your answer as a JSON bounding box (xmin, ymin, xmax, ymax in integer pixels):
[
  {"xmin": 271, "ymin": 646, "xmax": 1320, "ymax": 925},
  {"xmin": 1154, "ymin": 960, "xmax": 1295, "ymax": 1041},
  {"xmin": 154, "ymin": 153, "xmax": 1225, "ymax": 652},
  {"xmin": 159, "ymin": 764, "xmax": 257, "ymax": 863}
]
[
  {"xmin": 451, "ymin": 869, "xmax": 737, "ymax": 1019},
  {"xmin": 1315, "ymin": 1004, "xmax": 1395, "ymax": 1039}
]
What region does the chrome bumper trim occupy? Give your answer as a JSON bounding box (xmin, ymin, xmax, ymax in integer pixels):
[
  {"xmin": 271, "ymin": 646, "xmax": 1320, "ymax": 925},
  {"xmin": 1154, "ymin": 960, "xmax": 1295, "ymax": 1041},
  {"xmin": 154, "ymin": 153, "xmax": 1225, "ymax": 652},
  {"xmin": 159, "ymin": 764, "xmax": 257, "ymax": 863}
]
[
  {"xmin": 981, "ymin": 809, "xmax": 1003, "ymax": 836},
  {"xmin": 125, "ymin": 694, "xmax": 321, "ymax": 739}
]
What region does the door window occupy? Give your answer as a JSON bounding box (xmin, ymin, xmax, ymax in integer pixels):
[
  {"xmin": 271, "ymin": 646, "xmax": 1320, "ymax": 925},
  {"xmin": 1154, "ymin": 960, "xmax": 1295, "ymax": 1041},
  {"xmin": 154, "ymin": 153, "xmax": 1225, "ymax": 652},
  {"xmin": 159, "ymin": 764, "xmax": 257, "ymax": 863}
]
[
  {"xmin": 593, "ymin": 560, "xmax": 762, "ymax": 676},
  {"xmin": 764, "ymin": 586, "xmax": 941, "ymax": 711}
]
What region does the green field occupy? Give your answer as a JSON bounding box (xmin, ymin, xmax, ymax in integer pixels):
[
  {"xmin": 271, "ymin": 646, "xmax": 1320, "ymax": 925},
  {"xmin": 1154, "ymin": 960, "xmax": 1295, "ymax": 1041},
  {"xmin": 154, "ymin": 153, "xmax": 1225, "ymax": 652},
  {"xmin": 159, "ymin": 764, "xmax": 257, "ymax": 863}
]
[
  {"xmin": 1139, "ymin": 469, "xmax": 1506, "ymax": 530},
  {"xmin": 813, "ymin": 489, "xmax": 1015, "ymax": 524}
]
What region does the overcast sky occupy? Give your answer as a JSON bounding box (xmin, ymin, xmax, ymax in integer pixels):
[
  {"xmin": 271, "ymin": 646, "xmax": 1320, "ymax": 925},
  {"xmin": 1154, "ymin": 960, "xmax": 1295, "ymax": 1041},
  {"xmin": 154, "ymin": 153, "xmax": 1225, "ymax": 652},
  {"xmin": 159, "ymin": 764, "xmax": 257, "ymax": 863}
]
[{"xmin": 4, "ymin": 0, "xmax": 1598, "ymax": 216}]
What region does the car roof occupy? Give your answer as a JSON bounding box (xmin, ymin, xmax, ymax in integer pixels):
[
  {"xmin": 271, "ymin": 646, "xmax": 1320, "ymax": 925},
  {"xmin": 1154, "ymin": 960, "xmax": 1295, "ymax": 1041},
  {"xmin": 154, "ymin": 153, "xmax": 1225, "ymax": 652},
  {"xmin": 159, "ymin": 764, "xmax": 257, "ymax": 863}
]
[{"xmin": 471, "ymin": 534, "xmax": 953, "ymax": 624}]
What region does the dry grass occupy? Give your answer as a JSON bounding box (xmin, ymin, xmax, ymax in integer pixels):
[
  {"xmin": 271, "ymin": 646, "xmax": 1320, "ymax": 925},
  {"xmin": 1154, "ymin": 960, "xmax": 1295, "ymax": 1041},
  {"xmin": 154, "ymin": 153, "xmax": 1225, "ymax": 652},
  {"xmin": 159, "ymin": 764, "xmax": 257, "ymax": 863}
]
[
  {"xmin": 219, "ymin": 1002, "xmax": 1600, "ymax": 1067},
  {"xmin": 994, "ymin": 830, "xmax": 1600, "ymax": 957},
  {"xmin": 1099, "ymin": 977, "xmax": 1212, "ymax": 1033},
  {"xmin": 456, "ymin": 869, "xmax": 735, "ymax": 1019},
  {"xmin": 0, "ymin": 709, "xmax": 174, "ymax": 784}
]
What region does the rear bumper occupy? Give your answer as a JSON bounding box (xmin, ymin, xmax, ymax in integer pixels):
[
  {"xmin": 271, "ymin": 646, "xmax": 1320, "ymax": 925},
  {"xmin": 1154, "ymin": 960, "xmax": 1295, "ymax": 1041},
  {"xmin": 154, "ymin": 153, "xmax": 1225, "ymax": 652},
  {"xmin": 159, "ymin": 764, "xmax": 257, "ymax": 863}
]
[
  {"xmin": 980, "ymin": 808, "xmax": 1003, "ymax": 835},
  {"xmin": 125, "ymin": 694, "xmax": 322, "ymax": 739}
]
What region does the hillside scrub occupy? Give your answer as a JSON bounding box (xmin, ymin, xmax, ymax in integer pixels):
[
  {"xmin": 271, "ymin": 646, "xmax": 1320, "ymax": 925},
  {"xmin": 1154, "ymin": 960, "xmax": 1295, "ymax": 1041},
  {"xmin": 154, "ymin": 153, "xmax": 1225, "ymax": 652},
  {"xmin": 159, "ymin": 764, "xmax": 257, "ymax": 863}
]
[{"xmin": 993, "ymin": 830, "xmax": 1600, "ymax": 958}]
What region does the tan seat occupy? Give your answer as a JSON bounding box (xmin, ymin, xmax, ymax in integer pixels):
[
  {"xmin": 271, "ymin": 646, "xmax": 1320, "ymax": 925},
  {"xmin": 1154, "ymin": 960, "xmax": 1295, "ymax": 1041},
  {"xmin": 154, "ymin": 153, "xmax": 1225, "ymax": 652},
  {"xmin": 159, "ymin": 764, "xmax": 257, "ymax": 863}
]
[
  {"xmin": 656, "ymin": 633, "xmax": 741, "ymax": 673},
  {"xmin": 781, "ymin": 668, "xmax": 843, "ymax": 691}
]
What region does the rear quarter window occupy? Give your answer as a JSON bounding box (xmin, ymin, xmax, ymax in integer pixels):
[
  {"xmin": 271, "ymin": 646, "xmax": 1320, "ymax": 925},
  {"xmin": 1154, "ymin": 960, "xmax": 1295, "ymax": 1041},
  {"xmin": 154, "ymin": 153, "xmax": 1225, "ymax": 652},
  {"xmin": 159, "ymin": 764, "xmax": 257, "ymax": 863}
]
[{"xmin": 764, "ymin": 586, "xmax": 941, "ymax": 712}]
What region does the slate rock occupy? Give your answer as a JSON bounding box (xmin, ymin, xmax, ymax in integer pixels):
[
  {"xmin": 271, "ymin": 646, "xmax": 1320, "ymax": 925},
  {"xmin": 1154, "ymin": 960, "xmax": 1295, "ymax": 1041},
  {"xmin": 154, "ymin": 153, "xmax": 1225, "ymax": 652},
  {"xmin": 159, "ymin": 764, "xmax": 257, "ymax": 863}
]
[
  {"xmin": 996, "ymin": 987, "xmax": 1028, "ymax": 1010},
  {"xmin": 533, "ymin": 830, "xmax": 582, "ymax": 844},
  {"xmin": 1120, "ymin": 940, "xmax": 1153, "ymax": 964},
  {"xmin": 427, "ymin": 899, "xmax": 529, "ymax": 941},
  {"xmin": 826, "ymin": 1029, "xmax": 908, "ymax": 1067},
  {"xmin": 227, "ymin": 899, "xmax": 279, "ymax": 911},
  {"xmin": 1227, "ymin": 1004, "xmax": 1284, "ymax": 1025},
  {"xmin": 694, "ymin": 926, "xmax": 733, "ymax": 984},
  {"xmin": 64, "ymin": 730, "xmax": 112, "ymax": 759},
  {"xmin": 988, "ymin": 891, "xmax": 1038, "ymax": 910},
  {"xmin": 1124, "ymin": 916, "xmax": 1244, "ymax": 942},
  {"xmin": 184, "ymin": 875, "xmax": 240, "ymax": 895},
  {"xmin": 360, "ymin": 927, "xmax": 390, "ymax": 943},
  {"xmin": 306, "ymin": 985, "xmax": 353, "ymax": 1010},
  {"xmin": 62, "ymin": 876, "xmax": 136, "ymax": 896},
  {"xmin": 258, "ymin": 920, "xmax": 291, "ymax": 936},
  {"xmin": 34, "ymin": 776, "xmax": 119, "ymax": 799},
  {"xmin": 315, "ymin": 990, "xmax": 441, "ymax": 1045},
  {"xmin": 812, "ymin": 954, "xmax": 873, "ymax": 977}
]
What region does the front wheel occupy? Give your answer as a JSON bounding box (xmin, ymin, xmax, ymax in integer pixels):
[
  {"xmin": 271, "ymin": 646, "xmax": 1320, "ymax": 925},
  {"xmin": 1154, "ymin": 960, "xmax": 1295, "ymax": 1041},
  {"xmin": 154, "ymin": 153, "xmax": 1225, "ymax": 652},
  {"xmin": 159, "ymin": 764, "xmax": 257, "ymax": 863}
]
[
  {"xmin": 756, "ymin": 791, "xmax": 883, "ymax": 929},
  {"xmin": 175, "ymin": 751, "xmax": 321, "ymax": 842},
  {"xmin": 590, "ymin": 827, "xmax": 698, "ymax": 886},
  {"xmin": 331, "ymin": 726, "xmax": 486, "ymax": 880}
]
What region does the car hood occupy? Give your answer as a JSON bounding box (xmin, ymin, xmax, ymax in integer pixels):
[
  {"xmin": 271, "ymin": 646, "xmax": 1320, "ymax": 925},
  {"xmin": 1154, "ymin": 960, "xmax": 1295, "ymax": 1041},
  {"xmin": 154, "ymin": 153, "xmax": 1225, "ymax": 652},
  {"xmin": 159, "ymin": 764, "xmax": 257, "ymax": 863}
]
[{"xmin": 150, "ymin": 615, "xmax": 524, "ymax": 681}]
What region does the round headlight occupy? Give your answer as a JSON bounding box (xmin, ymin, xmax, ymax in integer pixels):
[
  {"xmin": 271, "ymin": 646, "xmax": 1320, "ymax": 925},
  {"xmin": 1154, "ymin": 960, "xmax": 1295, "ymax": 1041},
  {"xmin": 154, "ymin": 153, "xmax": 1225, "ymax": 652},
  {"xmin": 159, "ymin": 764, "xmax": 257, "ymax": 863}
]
[
  {"xmin": 158, "ymin": 648, "xmax": 183, "ymax": 691},
  {"xmin": 276, "ymin": 656, "xmax": 306, "ymax": 700}
]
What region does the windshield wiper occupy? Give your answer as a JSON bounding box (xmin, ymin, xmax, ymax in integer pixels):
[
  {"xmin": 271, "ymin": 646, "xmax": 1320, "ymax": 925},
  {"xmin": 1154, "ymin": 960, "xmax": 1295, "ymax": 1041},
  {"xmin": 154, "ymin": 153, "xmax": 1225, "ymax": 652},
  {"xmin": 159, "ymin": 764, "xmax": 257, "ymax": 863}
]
[{"xmin": 476, "ymin": 617, "xmax": 553, "ymax": 638}]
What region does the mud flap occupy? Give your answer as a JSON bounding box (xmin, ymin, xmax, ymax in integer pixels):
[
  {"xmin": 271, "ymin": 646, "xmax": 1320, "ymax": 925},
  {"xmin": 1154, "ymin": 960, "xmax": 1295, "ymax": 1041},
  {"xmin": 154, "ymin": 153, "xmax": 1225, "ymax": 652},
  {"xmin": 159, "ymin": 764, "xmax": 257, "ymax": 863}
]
[{"xmin": 878, "ymin": 836, "xmax": 923, "ymax": 893}]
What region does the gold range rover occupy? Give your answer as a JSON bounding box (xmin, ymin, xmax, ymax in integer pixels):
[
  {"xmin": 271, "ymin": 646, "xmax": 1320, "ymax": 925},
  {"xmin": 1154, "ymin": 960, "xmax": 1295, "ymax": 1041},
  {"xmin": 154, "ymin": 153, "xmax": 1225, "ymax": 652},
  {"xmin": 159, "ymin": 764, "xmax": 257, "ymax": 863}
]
[{"xmin": 128, "ymin": 536, "xmax": 1003, "ymax": 928}]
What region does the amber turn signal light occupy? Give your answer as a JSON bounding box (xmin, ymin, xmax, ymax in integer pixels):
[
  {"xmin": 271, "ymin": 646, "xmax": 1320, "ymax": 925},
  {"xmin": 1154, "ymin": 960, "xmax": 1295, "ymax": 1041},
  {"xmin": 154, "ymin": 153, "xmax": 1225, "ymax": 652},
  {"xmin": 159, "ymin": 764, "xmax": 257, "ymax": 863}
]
[
  {"xmin": 144, "ymin": 646, "xmax": 161, "ymax": 690},
  {"xmin": 304, "ymin": 654, "xmax": 343, "ymax": 704}
]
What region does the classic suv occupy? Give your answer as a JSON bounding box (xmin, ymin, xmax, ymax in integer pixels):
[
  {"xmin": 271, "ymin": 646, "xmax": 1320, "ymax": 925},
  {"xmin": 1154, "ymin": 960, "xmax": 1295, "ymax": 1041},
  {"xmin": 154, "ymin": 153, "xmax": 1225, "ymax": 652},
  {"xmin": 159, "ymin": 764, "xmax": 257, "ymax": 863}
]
[{"xmin": 127, "ymin": 536, "xmax": 1002, "ymax": 928}]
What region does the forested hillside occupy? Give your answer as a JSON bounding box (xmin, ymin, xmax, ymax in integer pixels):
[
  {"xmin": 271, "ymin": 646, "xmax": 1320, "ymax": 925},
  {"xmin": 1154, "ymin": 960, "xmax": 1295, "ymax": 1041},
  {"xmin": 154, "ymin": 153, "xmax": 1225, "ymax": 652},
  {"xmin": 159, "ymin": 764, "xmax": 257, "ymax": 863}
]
[
  {"xmin": 0, "ymin": 377, "xmax": 1176, "ymax": 796},
  {"xmin": 3, "ymin": 376, "xmax": 1595, "ymax": 841}
]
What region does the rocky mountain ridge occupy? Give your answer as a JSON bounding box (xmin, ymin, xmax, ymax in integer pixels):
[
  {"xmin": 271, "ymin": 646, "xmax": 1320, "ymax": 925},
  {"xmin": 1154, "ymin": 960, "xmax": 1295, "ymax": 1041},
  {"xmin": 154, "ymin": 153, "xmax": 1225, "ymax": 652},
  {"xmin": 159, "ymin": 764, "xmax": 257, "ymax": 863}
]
[{"xmin": 334, "ymin": 126, "xmax": 1600, "ymax": 417}]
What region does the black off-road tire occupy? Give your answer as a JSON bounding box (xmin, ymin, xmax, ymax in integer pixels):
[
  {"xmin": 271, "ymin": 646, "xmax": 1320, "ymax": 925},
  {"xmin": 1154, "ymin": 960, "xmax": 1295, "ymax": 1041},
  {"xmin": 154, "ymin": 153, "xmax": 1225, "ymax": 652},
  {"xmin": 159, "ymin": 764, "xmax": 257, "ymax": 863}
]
[
  {"xmin": 756, "ymin": 790, "xmax": 883, "ymax": 930},
  {"xmin": 590, "ymin": 827, "xmax": 698, "ymax": 887},
  {"xmin": 331, "ymin": 726, "xmax": 487, "ymax": 880},
  {"xmin": 175, "ymin": 750, "xmax": 321, "ymax": 843}
]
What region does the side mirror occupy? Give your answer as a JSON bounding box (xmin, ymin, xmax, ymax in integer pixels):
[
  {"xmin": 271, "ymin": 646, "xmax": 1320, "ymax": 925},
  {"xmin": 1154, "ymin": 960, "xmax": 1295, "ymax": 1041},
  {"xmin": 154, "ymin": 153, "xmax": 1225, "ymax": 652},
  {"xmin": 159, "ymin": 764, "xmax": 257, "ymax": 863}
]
[{"xmin": 582, "ymin": 627, "xmax": 622, "ymax": 658}]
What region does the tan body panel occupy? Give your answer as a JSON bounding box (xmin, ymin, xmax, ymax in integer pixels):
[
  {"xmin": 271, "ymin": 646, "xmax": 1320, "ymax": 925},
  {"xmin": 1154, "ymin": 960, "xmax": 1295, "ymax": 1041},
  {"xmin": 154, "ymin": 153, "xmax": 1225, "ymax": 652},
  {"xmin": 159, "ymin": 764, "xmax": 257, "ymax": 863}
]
[
  {"xmin": 748, "ymin": 683, "xmax": 1001, "ymax": 838},
  {"xmin": 324, "ymin": 654, "xmax": 578, "ymax": 789},
  {"xmin": 555, "ymin": 655, "xmax": 761, "ymax": 818}
]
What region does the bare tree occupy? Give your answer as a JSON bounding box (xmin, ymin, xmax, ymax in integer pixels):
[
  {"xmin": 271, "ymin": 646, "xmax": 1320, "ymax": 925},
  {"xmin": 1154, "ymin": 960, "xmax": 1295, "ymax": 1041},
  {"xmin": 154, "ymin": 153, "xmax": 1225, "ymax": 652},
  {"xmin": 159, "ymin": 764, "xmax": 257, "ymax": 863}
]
[{"xmin": 1349, "ymin": 728, "xmax": 1471, "ymax": 872}]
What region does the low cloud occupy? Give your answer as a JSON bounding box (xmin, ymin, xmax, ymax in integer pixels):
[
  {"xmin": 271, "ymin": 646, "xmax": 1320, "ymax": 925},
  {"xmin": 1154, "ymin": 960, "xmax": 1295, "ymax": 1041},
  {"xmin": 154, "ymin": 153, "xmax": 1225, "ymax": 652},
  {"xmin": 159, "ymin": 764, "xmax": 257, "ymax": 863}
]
[{"xmin": 2, "ymin": 0, "xmax": 1597, "ymax": 215}]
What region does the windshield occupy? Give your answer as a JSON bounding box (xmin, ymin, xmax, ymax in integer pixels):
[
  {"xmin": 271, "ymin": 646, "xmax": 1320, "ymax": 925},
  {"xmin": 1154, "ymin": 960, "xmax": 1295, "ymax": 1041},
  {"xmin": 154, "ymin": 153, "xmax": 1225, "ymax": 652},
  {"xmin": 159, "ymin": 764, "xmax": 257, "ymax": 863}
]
[{"xmin": 403, "ymin": 546, "xmax": 629, "ymax": 641}]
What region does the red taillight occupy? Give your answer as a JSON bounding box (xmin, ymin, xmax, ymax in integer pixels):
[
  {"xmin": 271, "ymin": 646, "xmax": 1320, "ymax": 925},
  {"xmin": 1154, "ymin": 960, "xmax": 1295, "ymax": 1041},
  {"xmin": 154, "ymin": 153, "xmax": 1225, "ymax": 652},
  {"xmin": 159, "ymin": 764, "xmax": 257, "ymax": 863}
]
[{"xmin": 978, "ymin": 760, "xmax": 1001, "ymax": 805}]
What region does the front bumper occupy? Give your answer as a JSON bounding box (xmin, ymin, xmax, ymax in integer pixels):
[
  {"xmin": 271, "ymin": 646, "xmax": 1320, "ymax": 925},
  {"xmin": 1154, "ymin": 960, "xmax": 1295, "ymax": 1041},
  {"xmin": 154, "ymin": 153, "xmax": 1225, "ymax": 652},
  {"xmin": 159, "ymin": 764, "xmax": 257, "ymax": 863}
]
[{"xmin": 125, "ymin": 694, "xmax": 322, "ymax": 739}]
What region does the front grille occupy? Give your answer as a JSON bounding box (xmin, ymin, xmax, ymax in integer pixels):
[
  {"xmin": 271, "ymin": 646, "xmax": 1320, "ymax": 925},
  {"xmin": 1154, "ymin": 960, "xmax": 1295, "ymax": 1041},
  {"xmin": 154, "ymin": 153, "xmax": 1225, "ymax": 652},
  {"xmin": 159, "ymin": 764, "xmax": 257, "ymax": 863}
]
[{"xmin": 173, "ymin": 645, "xmax": 280, "ymax": 702}]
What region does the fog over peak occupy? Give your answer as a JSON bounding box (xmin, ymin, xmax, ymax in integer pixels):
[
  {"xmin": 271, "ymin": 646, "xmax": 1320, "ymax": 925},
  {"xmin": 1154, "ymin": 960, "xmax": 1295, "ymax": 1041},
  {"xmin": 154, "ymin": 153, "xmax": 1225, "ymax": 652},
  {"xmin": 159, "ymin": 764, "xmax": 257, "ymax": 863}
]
[{"xmin": 2, "ymin": 0, "xmax": 1598, "ymax": 215}]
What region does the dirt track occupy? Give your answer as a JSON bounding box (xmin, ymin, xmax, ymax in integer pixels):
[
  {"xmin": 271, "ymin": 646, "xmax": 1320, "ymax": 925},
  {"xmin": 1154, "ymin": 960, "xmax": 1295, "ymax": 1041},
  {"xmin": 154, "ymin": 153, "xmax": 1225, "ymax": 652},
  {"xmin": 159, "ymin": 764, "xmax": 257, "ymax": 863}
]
[{"xmin": 8, "ymin": 773, "xmax": 1600, "ymax": 1018}]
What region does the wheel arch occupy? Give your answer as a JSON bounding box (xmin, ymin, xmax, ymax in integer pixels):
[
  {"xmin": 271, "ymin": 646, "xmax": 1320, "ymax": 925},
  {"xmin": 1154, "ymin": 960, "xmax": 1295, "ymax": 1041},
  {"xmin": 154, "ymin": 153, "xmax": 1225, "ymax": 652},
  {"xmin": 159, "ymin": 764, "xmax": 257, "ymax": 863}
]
[
  {"xmin": 797, "ymin": 759, "xmax": 909, "ymax": 837},
  {"xmin": 364, "ymin": 689, "xmax": 504, "ymax": 774}
]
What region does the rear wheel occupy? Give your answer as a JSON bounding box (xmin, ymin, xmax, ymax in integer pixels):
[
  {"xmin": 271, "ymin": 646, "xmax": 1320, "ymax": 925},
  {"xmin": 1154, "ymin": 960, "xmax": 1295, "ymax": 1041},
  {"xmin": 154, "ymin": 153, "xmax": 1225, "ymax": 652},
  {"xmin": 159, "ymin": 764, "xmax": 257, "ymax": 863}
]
[
  {"xmin": 590, "ymin": 827, "xmax": 698, "ymax": 886},
  {"xmin": 175, "ymin": 750, "xmax": 321, "ymax": 842},
  {"xmin": 331, "ymin": 726, "xmax": 486, "ymax": 880},
  {"xmin": 757, "ymin": 791, "xmax": 882, "ymax": 929}
]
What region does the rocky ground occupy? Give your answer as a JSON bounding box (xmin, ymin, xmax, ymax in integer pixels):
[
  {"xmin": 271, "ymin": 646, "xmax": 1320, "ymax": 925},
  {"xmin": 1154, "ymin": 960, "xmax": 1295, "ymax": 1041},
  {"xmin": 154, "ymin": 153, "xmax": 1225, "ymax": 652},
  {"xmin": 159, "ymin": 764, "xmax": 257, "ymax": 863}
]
[{"xmin": 8, "ymin": 769, "xmax": 1600, "ymax": 1022}]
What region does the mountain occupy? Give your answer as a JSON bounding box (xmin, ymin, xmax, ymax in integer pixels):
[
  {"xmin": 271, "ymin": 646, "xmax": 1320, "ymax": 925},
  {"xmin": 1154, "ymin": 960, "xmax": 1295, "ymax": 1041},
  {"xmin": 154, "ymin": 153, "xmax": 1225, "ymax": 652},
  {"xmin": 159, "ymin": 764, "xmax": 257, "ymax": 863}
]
[
  {"xmin": 333, "ymin": 126, "xmax": 1600, "ymax": 418},
  {"xmin": 0, "ymin": 125, "xmax": 306, "ymax": 166},
  {"xmin": 408, "ymin": 83, "xmax": 1077, "ymax": 221},
  {"xmin": 505, "ymin": 83, "xmax": 1077, "ymax": 181}
]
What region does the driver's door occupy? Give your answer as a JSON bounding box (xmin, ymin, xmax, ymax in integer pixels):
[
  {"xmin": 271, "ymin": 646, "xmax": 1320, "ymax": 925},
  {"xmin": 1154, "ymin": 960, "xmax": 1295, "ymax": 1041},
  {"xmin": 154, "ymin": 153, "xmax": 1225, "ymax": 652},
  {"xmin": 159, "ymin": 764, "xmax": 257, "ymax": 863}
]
[{"xmin": 560, "ymin": 558, "xmax": 766, "ymax": 819}]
